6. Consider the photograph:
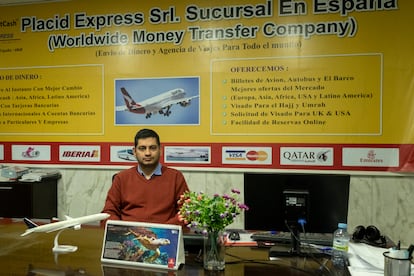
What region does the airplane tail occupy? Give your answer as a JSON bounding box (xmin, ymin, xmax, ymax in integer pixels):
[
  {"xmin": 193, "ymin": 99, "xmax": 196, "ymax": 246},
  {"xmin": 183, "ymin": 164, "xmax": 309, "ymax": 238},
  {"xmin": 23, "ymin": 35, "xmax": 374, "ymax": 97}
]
[
  {"xmin": 23, "ymin": 217, "xmax": 39, "ymax": 229},
  {"xmin": 21, "ymin": 218, "xmax": 38, "ymax": 236},
  {"xmin": 121, "ymin": 87, "xmax": 139, "ymax": 108},
  {"xmin": 119, "ymin": 87, "xmax": 146, "ymax": 114}
]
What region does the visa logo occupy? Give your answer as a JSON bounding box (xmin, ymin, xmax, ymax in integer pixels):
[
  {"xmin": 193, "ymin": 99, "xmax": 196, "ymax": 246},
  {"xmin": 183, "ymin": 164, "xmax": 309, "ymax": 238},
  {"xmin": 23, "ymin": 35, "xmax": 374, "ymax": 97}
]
[{"xmin": 225, "ymin": 150, "xmax": 246, "ymax": 161}]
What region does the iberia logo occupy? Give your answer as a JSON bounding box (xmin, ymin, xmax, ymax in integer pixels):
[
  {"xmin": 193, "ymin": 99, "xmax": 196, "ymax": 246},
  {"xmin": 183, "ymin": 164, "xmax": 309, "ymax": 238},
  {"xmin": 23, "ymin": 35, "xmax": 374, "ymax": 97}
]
[
  {"xmin": 59, "ymin": 145, "xmax": 101, "ymax": 162},
  {"xmin": 61, "ymin": 150, "xmax": 99, "ymax": 158},
  {"xmin": 246, "ymin": 150, "xmax": 268, "ymax": 161}
]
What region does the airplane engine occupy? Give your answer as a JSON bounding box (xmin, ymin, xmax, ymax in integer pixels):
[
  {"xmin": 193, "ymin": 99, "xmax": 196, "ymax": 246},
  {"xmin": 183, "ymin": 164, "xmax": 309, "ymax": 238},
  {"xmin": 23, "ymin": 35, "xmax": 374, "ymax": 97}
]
[{"xmin": 179, "ymin": 100, "xmax": 190, "ymax": 107}]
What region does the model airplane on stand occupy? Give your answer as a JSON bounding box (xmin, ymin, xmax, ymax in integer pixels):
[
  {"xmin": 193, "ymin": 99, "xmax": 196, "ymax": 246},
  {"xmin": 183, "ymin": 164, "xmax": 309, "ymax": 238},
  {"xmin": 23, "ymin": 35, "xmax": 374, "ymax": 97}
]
[{"xmin": 21, "ymin": 213, "xmax": 110, "ymax": 253}]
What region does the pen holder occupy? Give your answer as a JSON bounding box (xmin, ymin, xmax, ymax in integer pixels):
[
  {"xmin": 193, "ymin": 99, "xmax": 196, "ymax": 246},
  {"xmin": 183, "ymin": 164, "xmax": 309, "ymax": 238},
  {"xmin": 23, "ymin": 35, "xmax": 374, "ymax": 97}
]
[{"xmin": 383, "ymin": 250, "xmax": 412, "ymax": 276}]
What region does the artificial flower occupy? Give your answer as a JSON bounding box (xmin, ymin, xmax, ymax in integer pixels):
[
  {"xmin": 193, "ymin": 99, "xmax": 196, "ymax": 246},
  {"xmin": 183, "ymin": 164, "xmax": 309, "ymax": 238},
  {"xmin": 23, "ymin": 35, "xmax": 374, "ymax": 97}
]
[{"xmin": 178, "ymin": 189, "xmax": 249, "ymax": 233}]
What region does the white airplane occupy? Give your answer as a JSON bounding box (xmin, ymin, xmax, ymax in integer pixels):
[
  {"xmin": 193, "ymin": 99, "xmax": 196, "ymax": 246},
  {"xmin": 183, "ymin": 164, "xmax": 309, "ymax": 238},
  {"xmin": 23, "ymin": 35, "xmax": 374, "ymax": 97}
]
[
  {"xmin": 21, "ymin": 213, "xmax": 109, "ymax": 237},
  {"xmin": 116, "ymin": 87, "xmax": 198, "ymax": 119},
  {"xmin": 21, "ymin": 213, "xmax": 110, "ymax": 253}
]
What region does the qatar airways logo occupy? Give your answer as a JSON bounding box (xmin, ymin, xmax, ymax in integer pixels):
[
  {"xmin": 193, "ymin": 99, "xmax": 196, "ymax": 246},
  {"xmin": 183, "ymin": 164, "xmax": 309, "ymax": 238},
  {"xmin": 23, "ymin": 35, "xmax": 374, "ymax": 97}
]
[
  {"xmin": 280, "ymin": 147, "xmax": 333, "ymax": 166},
  {"xmin": 222, "ymin": 147, "xmax": 271, "ymax": 164},
  {"xmin": 59, "ymin": 145, "xmax": 101, "ymax": 162}
]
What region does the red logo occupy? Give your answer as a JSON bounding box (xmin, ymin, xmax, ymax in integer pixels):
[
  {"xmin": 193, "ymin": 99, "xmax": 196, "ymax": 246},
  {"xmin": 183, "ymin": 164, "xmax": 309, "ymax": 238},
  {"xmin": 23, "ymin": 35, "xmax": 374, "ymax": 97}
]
[
  {"xmin": 168, "ymin": 258, "xmax": 175, "ymax": 268},
  {"xmin": 246, "ymin": 150, "xmax": 268, "ymax": 161}
]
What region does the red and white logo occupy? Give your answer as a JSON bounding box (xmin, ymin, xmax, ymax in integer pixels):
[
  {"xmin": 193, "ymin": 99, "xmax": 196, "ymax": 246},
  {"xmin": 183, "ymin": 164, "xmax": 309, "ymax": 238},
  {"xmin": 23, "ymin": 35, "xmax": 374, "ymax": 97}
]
[
  {"xmin": 222, "ymin": 147, "xmax": 272, "ymax": 164},
  {"xmin": 342, "ymin": 148, "xmax": 399, "ymax": 167},
  {"xmin": 12, "ymin": 145, "xmax": 51, "ymax": 161},
  {"xmin": 168, "ymin": 258, "xmax": 175, "ymax": 268},
  {"xmin": 59, "ymin": 145, "xmax": 101, "ymax": 162}
]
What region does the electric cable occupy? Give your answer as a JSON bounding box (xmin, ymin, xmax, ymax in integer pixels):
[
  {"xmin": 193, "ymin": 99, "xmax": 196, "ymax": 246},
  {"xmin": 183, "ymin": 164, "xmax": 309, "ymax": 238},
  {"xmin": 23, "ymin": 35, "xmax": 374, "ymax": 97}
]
[{"xmin": 284, "ymin": 219, "xmax": 333, "ymax": 275}]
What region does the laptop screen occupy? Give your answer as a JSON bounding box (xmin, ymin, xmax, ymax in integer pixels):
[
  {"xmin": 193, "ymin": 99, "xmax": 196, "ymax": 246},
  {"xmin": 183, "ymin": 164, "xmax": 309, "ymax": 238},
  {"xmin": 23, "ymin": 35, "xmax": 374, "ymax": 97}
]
[{"xmin": 101, "ymin": 220, "xmax": 184, "ymax": 270}]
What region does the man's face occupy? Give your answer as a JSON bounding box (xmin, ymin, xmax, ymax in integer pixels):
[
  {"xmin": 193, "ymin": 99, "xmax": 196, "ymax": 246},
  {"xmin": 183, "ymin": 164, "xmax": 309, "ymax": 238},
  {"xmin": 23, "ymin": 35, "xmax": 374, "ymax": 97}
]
[{"xmin": 133, "ymin": 137, "xmax": 161, "ymax": 167}]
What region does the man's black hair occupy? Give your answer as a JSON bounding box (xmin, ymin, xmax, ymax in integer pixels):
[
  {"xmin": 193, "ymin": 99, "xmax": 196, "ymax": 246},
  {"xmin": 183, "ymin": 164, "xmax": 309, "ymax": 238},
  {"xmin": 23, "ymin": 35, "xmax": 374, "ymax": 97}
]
[{"xmin": 134, "ymin": 128, "xmax": 160, "ymax": 147}]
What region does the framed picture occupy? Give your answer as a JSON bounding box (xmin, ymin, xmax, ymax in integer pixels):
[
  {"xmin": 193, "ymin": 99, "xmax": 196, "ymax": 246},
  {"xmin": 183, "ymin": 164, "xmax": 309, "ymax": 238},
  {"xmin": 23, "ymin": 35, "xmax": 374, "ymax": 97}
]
[{"xmin": 101, "ymin": 220, "xmax": 184, "ymax": 270}]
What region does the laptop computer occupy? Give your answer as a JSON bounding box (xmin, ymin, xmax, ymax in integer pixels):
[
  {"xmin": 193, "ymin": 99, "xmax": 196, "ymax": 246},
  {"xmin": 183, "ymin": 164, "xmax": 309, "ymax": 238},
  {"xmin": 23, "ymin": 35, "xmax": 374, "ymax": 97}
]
[{"xmin": 101, "ymin": 220, "xmax": 185, "ymax": 271}]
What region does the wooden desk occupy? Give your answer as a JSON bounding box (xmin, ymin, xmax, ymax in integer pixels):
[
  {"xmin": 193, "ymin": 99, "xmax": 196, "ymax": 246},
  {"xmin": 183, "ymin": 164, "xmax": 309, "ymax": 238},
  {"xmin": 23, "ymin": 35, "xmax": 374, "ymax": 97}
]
[{"xmin": 0, "ymin": 221, "xmax": 350, "ymax": 275}]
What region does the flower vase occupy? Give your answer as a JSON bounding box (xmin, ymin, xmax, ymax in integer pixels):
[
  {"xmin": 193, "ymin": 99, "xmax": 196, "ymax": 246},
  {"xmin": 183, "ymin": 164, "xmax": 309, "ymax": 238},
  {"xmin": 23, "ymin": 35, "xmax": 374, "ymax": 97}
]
[{"xmin": 203, "ymin": 230, "xmax": 225, "ymax": 271}]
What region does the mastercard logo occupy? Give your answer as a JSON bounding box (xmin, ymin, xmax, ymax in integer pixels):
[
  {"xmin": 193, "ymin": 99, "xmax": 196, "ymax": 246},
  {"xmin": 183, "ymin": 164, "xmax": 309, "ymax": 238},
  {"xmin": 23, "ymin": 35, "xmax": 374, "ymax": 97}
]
[{"xmin": 246, "ymin": 150, "xmax": 268, "ymax": 161}]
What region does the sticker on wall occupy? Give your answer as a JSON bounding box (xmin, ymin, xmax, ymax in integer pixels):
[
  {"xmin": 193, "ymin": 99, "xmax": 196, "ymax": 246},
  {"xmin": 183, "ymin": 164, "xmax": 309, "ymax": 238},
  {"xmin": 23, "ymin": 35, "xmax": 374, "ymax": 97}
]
[
  {"xmin": 164, "ymin": 146, "xmax": 210, "ymax": 164},
  {"xmin": 280, "ymin": 147, "xmax": 334, "ymax": 166},
  {"xmin": 110, "ymin": 146, "xmax": 136, "ymax": 162},
  {"xmin": 342, "ymin": 148, "xmax": 399, "ymax": 167},
  {"xmin": 222, "ymin": 147, "xmax": 272, "ymax": 165},
  {"xmin": 59, "ymin": 145, "xmax": 101, "ymax": 162},
  {"xmin": 12, "ymin": 145, "xmax": 51, "ymax": 161}
]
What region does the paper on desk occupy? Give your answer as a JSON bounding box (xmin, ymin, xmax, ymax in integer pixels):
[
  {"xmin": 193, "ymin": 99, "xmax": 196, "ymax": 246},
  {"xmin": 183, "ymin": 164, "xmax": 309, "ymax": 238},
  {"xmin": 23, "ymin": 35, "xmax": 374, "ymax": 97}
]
[
  {"xmin": 347, "ymin": 242, "xmax": 385, "ymax": 275},
  {"xmin": 348, "ymin": 242, "xmax": 414, "ymax": 276},
  {"xmin": 21, "ymin": 170, "xmax": 60, "ymax": 181}
]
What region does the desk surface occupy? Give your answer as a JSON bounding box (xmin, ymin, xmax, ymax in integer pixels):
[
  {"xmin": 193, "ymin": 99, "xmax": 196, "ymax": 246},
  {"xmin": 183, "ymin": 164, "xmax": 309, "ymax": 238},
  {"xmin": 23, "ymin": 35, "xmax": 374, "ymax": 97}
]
[{"xmin": 0, "ymin": 220, "xmax": 350, "ymax": 275}]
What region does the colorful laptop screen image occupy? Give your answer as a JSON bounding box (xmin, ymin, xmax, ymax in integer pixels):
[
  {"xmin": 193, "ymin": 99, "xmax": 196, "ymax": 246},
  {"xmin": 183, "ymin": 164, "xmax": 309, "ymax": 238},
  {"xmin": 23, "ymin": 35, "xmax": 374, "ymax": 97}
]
[{"xmin": 101, "ymin": 220, "xmax": 184, "ymax": 270}]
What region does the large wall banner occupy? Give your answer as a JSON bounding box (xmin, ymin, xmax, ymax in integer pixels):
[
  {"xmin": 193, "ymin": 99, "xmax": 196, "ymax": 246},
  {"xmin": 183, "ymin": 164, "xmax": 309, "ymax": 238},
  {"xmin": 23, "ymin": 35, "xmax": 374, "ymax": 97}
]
[{"xmin": 1, "ymin": 0, "xmax": 413, "ymax": 172}]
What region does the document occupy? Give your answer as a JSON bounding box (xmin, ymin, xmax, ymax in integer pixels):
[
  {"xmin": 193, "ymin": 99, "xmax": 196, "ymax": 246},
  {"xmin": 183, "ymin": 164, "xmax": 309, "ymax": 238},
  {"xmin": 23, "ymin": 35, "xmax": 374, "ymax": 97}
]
[{"xmin": 348, "ymin": 242, "xmax": 414, "ymax": 275}]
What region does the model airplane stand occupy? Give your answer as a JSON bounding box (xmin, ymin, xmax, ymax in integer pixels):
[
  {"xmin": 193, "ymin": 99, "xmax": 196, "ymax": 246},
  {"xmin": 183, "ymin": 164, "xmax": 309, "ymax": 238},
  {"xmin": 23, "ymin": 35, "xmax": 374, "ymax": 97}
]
[
  {"xmin": 52, "ymin": 228, "xmax": 78, "ymax": 253},
  {"xmin": 21, "ymin": 213, "xmax": 110, "ymax": 253}
]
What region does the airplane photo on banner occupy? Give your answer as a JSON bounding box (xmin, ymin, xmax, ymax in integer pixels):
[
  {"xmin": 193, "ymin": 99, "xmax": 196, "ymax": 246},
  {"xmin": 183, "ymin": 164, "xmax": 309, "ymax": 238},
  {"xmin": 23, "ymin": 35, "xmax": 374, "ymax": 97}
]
[{"xmin": 115, "ymin": 77, "xmax": 200, "ymax": 125}]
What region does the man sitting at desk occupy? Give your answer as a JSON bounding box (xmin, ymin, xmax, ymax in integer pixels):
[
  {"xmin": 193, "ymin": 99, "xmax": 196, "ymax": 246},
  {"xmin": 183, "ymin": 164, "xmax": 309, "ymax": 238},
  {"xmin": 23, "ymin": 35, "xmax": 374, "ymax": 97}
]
[{"xmin": 102, "ymin": 128, "xmax": 189, "ymax": 225}]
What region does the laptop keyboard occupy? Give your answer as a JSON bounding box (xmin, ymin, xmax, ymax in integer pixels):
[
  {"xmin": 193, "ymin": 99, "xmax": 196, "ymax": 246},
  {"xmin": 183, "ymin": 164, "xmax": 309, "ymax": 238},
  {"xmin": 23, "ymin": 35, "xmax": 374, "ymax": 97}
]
[{"xmin": 251, "ymin": 231, "xmax": 333, "ymax": 246}]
